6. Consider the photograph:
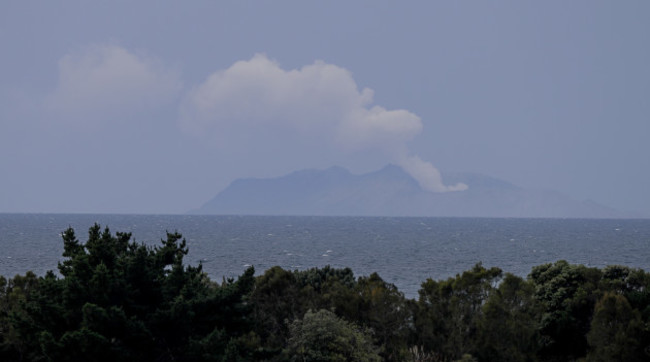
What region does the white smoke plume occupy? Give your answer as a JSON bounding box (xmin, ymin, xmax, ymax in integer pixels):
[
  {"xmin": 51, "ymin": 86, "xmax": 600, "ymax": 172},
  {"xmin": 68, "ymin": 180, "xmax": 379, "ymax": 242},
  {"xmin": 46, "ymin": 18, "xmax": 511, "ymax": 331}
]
[
  {"xmin": 397, "ymin": 155, "xmax": 468, "ymax": 192},
  {"xmin": 180, "ymin": 54, "xmax": 466, "ymax": 192}
]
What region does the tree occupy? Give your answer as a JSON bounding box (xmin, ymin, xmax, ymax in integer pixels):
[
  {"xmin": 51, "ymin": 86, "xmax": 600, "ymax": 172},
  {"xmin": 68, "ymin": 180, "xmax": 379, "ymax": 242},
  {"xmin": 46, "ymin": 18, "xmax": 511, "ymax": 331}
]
[
  {"xmin": 4, "ymin": 229, "xmax": 650, "ymax": 361},
  {"xmin": 528, "ymin": 260, "xmax": 602, "ymax": 361},
  {"xmin": 249, "ymin": 266, "xmax": 302, "ymax": 353},
  {"xmin": 250, "ymin": 265, "xmax": 362, "ymax": 357},
  {"xmin": 2, "ymin": 224, "xmax": 256, "ymax": 361},
  {"xmin": 586, "ymin": 292, "xmax": 646, "ymax": 362},
  {"xmin": 476, "ymin": 273, "xmax": 541, "ymax": 361},
  {"xmin": 0, "ymin": 271, "xmax": 44, "ymax": 361},
  {"xmin": 415, "ymin": 263, "xmax": 502, "ymax": 360},
  {"xmin": 599, "ymin": 265, "xmax": 650, "ymax": 321},
  {"xmin": 354, "ymin": 273, "xmax": 411, "ymax": 361},
  {"xmin": 284, "ymin": 309, "xmax": 381, "ymax": 362}
]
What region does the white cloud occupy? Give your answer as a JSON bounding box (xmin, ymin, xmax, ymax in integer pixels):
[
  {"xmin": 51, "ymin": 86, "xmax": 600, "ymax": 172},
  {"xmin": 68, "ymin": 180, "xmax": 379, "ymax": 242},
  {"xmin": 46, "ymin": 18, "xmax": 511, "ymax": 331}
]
[
  {"xmin": 46, "ymin": 44, "xmax": 181, "ymax": 119},
  {"xmin": 181, "ymin": 54, "xmax": 465, "ymax": 192},
  {"xmin": 180, "ymin": 54, "xmax": 420, "ymax": 148}
]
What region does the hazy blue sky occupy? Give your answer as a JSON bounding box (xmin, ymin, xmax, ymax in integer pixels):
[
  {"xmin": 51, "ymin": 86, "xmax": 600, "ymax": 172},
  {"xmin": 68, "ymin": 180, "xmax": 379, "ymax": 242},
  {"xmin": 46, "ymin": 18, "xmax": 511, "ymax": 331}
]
[{"xmin": 1, "ymin": 1, "xmax": 649, "ymax": 215}]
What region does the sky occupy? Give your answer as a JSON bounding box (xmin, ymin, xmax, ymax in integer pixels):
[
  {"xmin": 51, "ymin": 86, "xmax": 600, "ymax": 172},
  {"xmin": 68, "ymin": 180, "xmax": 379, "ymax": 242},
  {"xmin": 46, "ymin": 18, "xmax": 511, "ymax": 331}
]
[{"xmin": 1, "ymin": 1, "xmax": 649, "ymax": 215}]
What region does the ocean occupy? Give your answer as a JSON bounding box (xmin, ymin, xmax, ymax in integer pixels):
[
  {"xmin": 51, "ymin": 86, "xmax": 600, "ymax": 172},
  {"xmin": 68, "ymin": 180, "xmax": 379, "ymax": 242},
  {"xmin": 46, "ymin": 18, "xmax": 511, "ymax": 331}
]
[{"xmin": 1, "ymin": 214, "xmax": 649, "ymax": 298}]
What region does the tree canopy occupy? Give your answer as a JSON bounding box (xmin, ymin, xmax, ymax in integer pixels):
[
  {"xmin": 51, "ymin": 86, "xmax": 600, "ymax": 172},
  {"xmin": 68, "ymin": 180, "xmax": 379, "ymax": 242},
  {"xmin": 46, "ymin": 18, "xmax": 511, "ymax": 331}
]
[
  {"xmin": 1, "ymin": 224, "xmax": 255, "ymax": 361},
  {"xmin": 1, "ymin": 225, "xmax": 649, "ymax": 361}
]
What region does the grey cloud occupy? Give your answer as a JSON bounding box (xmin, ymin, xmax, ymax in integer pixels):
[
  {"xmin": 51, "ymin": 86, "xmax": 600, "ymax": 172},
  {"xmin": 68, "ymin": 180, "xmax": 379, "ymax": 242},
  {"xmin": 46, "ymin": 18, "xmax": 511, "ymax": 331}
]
[{"xmin": 45, "ymin": 44, "xmax": 182, "ymax": 121}]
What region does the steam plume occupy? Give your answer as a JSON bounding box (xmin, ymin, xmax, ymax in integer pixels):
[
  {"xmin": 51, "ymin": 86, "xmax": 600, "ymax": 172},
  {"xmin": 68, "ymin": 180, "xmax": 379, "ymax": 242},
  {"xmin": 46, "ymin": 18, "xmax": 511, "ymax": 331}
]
[{"xmin": 180, "ymin": 54, "xmax": 467, "ymax": 193}]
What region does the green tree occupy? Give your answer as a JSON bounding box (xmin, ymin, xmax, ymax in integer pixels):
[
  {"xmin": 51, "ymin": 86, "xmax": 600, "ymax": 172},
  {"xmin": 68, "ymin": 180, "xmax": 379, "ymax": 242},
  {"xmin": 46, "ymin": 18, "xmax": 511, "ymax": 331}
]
[
  {"xmin": 0, "ymin": 271, "xmax": 44, "ymax": 361},
  {"xmin": 599, "ymin": 265, "xmax": 650, "ymax": 322},
  {"xmin": 249, "ymin": 266, "xmax": 302, "ymax": 353},
  {"xmin": 284, "ymin": 309, "xmax": 381, "ymax": 362},
  {"xmin": 354, "ymin": 273, "xmax": 412, "ymax": 361},
  {"xmin": 250, "ymin": 265, "xmax": 361, "ymax": 357},
  {"xmin": 415, "ymin": 263, "xmax": 502, "ymax": 360},
  {"xmin": 586, "ymin": 292, "xmax": 646, "ymax": 362},
  {"xmin": 294, "ymin": 265, "xmax": 358, "ymax": 316},
  {"xmin": 2, "ymin": 224, "xmax": 256, "ymax": 361},
  {"xmin": 528, "ymin": 260, "xmax": 601, "ymax": 361},
  {"xmin": 476, "ymin": 273, "xmax": 541, "ymax": 361},
  {"xmin": 4, "ymin": 228, "xmax": 650, "ymax": 362}
]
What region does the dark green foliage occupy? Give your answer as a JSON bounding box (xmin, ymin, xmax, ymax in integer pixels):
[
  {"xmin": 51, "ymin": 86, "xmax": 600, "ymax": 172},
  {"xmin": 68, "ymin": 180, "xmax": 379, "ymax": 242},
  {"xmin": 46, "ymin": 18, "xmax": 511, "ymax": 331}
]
[
  {"xmin": 352, "ymin": 273, "xmax": 412, "ymax": 361},
  {"xmin": 284, "ymin": 309, "xmax": 381, "ymax": 362},
  {"xmin": 0, "ymin": 271, "xmax": 44, "ymax": 361},
  {"xmin": 2, "ymin": 227, "xmax": 650, "ymax": 361},
  {"xmin": 248, "ymin": 265, "xmax": 304, "ymax": 356},
  {"xmin": 415, "ymin": 263, "xmax": 502, "ymax": 360},
  {"xmin": 249, "ymin": 265, "xmax": 412, "ymax": 360},
  {"xmin": 248, "ymin": 265, "xmax": 361, "ymax": 354},
  {"xmin": 476, "ymin": 273, "xmax": 541, "ymax": 361},
  {"xmin": 586, "ymin": 292, "xmax": 646, "ymax": 362},
  {"xmin": 529, "ymin": 260, "xmax": 602, "ymax": 361},
  {"xmin": 600, "ymin": 265, "xmax": 650, "ymax": 320},
  {"xmin": 0, "ymin": 224, "xmax": 255, "ymax": 361}
]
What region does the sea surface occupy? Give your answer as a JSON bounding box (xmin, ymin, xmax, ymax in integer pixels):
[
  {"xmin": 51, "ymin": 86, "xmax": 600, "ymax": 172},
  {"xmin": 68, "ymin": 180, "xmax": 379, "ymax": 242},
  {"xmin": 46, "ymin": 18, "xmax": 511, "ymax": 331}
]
[{"xmin": 1, "ymin": 214, "xmax": 649, "ymax": 298}]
